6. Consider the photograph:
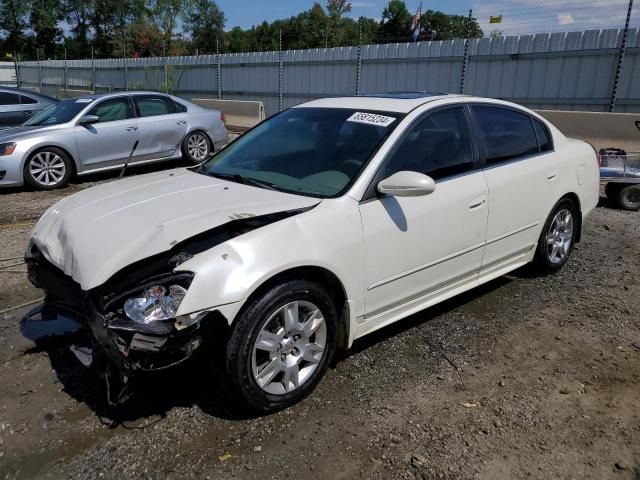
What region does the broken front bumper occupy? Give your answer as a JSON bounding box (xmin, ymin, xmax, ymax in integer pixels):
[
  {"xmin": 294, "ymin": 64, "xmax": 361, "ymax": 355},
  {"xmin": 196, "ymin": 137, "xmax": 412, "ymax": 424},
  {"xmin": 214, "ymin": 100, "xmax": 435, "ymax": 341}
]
[{"xmin": 26, "ymin": 249, "xmax": 205, "ymax": 373}]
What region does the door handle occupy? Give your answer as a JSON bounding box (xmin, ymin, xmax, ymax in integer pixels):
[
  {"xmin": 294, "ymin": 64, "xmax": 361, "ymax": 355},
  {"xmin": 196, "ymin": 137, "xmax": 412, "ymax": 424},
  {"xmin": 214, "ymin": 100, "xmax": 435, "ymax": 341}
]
[
  {"xmin": 468, "ymin": 196, "xmax": 487, "ymax": 211},
  {"xmin": 546, "ymin": 170, "xmax": 558, "ymax": 181},
  {"xmin": 176, "ymin": 120, "xmax": 187, "ymax": 125},
  {"xmin": 125, "ymin": 126, "xmax": 138, "ymax": 131}
]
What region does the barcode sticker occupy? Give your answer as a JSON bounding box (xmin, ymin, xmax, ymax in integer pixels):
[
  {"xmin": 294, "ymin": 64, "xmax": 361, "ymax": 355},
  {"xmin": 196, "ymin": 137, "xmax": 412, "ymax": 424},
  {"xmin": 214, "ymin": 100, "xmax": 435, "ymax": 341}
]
[{"xmin": 347, "ymin": 112, "xmax": 396, "ymax": 127}]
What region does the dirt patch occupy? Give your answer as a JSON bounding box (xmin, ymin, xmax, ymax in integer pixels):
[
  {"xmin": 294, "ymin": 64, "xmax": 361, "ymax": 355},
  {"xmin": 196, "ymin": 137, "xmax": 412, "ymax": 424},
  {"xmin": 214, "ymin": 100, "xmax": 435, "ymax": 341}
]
[{"xmin": 0, "ymin": 180, "xmax": 638, "ymax": 480}]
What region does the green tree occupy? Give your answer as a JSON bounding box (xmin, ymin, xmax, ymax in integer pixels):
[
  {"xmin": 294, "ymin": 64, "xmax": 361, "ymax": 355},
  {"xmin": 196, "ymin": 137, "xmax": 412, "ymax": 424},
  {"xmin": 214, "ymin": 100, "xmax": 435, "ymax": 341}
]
[
  {"xmin": 152, "ymin": 0, "xmax": 186, "ymax": 51},
  {"xmin": 63, "ymin": 0, "xmax": 92, "ymax": 58},
  {"xmin": 420, "ymin": 10, "xmax": 482, "ymax": 40},
  {"xmin": 30, "ymin": 0, "xmax": 64, "ymax": 58},
  {"xmin": 0, "ymin": 0, "xmax": 29, "ymax": 56},
  {"xmin": 326, "ymin": 0, "xmax": 350, "ymax": 46},
  {"xmin": 378, "ymin": 0, "xmax": 412, "ymax": 42},
  {"xmin": 182, "ymin": 0, "xmax": 225, "ymax": 54}
]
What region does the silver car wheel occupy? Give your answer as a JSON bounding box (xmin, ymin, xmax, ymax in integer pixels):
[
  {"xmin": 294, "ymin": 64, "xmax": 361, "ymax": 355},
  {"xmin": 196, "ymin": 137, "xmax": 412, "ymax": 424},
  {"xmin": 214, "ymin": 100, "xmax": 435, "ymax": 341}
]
[
  {"xmin": 186, "ymin": 133, "xmax": 209, "ymax": 161},
  {"xmin": 29, "ymin": 151, "xmax": 66, "ymax": 187},
  {"xmin": 251, "ymin": 300, "xmax": 327, "ymax": 395},
  {"xmin": 546, "ymin": 208, "xmax": 574, "ymax": 264}
]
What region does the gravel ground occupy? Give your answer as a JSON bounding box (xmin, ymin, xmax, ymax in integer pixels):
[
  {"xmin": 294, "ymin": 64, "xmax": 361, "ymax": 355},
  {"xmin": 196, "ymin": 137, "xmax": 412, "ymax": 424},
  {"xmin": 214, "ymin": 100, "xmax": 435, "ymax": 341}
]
[{"xmin": 0, "ymin": 171, "xmax": 638, "ymax": 480}]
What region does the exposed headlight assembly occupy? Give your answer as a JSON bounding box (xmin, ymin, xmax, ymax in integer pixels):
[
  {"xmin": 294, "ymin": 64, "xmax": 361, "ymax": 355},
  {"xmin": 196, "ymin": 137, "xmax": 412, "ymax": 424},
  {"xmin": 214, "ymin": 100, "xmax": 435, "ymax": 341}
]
[
  {"xmin": 124, "ymin": 284, "xmax": 187, "ymax": 324},
  {"xmin": 0, "ymin": 142, "xmax": 16, "ymax": 156}
]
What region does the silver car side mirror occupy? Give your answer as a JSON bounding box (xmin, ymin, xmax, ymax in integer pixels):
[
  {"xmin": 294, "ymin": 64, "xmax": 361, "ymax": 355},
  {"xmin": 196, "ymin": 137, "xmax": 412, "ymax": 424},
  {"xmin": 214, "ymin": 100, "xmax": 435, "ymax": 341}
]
[
  {"xmin": 78, "ymin": 114, "xmax": 100, "ymax": 125},
  {"xmin": 377, "ymin": 171, "xmax": 436, "ymax": 197}
]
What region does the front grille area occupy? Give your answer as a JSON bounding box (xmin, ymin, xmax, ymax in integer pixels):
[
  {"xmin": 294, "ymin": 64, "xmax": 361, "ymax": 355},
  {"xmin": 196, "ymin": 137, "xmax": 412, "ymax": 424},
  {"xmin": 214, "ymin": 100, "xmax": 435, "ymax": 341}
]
[{"xmin": 0, "ymin": 170, "xmax": 5, "ymax": 180}]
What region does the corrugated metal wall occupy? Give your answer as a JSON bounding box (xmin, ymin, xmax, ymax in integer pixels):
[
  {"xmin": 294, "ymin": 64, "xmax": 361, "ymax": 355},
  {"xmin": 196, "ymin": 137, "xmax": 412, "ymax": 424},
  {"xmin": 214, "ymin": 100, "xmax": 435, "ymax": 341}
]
[{"xmin": 14, "ymin": 27, "xmax": 640, "ymax": 114}]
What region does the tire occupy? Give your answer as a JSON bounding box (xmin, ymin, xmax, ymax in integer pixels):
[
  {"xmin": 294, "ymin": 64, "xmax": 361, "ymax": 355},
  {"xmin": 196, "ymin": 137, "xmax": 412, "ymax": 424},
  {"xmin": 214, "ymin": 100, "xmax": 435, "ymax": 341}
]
[
  {"xmin": 23, "ymin": 147, "xmax": 72, "ymax": 190},
  {"xmin": 604, "ymin": 182, "xmax": 621, "ymax": 202},
  {"xmin": 224, "ymin": 279, "xmax": 338, "ymax": 413},
  {"xmin": 181, "ymin": 131, "xmax": 211, "ymax": 163},
  {"xmin": 616, "ymin": 185, "xmax": 640, "ymax": 211},
  {"xmin": 532, "ymin": 198, "xmax": 579, "ymax": 274}
]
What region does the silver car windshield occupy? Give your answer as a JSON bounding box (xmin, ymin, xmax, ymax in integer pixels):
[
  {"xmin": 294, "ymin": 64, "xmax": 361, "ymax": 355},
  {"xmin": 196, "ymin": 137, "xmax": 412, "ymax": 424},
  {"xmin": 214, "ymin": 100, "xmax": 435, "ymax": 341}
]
[
  {"xmin": 24, "ymin": 99, "xmax": 90, "ymax": 126},
  {"xmin": 199, "ymin": 107, "xmax": 402, "ymax": 198}
]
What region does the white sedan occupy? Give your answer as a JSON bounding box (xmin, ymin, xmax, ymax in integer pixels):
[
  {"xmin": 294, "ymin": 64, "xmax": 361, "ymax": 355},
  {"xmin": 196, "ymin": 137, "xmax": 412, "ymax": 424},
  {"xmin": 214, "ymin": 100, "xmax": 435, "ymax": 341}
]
[{"xmin": 26, "ymin": 94, "xmax": 599, "ymax": 412}]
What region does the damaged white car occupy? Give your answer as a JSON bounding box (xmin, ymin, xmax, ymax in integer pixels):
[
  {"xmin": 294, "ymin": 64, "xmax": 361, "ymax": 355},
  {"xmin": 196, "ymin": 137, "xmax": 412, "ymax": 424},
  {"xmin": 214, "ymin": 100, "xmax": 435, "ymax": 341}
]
[{"xmin": 26, "ymin": 94, "xmax": 599, "ymax": 412}]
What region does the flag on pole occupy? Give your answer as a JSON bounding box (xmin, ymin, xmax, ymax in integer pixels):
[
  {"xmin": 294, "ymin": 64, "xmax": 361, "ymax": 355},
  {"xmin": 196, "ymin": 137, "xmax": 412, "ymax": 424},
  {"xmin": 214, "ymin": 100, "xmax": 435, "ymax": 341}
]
[{"xmin": 411, "ymin": 2, "xmax": 423, "ymax": 41}]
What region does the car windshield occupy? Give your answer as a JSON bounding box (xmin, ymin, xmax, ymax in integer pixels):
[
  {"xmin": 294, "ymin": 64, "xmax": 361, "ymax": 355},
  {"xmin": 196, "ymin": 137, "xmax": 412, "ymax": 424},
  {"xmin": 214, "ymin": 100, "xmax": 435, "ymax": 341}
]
[
  {"xmin": 23, "ymin": 98, "xmax": 91, "ymax": 126},
  {"xmin": 198, "ymin": 107, "xmax": 402, "ymax": 197}
]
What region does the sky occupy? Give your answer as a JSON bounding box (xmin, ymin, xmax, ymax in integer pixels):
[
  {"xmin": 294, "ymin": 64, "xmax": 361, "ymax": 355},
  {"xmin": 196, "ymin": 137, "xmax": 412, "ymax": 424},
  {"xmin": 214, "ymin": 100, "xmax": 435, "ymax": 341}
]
[{"xmin": 215, "ymin": 0, "xmax": 640, "ymax": 36}]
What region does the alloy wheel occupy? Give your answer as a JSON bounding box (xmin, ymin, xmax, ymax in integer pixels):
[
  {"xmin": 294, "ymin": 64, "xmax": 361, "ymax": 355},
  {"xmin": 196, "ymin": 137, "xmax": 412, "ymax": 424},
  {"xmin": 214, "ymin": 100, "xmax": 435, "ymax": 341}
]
[
  {"xmin": 546, "ymin": 208, "xmax": 574, "ymax": 264},
  {"xmin": 251, "ymin": 300, "xmax": 327, "ymax": 395},
  {"xmin": 187, "ymin": 133, "xmax": 209, "ymax": 161},
  {"xmin": 29, "ymin": 151, "xmax": 66, "ymax": 187}
]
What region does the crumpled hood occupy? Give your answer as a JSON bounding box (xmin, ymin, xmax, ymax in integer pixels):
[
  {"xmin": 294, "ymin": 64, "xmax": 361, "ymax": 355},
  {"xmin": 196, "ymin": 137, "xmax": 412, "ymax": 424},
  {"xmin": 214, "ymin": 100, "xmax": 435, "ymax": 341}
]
[{"xmin": 30, "ymin": 168, "xmax": 320, "ymax": 290}]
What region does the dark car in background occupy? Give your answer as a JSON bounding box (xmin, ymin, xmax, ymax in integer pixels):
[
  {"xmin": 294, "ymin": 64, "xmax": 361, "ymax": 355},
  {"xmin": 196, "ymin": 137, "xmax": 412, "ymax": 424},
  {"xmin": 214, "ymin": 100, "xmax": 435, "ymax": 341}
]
[{"xmin": 0, "ymin": 87, "xmax": 58, "ymax": 127}]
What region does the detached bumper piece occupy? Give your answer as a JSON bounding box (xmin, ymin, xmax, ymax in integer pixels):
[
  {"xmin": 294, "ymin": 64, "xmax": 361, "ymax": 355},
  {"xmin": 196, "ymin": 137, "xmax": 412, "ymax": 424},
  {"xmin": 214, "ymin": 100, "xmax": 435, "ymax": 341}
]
[{"xmin": 26, "ymin": 248, "xmax": 205, "ymax": 403}]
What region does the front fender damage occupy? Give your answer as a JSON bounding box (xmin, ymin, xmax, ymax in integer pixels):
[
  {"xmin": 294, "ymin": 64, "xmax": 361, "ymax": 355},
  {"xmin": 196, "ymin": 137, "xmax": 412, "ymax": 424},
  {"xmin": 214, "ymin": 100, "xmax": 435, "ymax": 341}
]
[{"xmin": 26, "ymin": 206, "xmax": 315, "ymax": 404}]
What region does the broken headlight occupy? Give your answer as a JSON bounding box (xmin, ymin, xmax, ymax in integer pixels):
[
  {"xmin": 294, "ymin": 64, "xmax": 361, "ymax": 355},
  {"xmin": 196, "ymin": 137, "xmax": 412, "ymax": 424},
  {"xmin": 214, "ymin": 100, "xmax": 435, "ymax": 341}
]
[{"xmin": 124, "ymin": 284, "xmax": 187, "ymax": 324}]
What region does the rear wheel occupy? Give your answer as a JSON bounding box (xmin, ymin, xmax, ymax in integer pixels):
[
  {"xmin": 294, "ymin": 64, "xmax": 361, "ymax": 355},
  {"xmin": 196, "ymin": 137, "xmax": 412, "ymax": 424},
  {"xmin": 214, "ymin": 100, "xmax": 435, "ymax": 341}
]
[
  {"xmin": 532, "ymin": 198, "xmax": 578, "ymax": 274},
  {"xmin": 224, "ymin": 279, "xmax": 337, "ymax": 413},
  {"xmin": 181, "ymin": 131, "xmax": 211, "ymax": 163},
  {"xmin": 23, "ymin": 148, "xmax": 72, "ymax": 190},
  {"xmin": 617, "ymin": 185, "xmax": 640, "ymax": 211},
  {"xmin": 604, "ymin": 182, "xmax": 622, "ymax": 203}
]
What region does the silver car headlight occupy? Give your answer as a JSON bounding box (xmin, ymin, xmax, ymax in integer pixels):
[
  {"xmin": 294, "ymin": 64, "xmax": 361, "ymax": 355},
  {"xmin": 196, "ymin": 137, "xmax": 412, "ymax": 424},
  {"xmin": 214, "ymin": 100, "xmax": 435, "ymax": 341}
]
[{"xmin": 124, "ymin": 284, "xmax": 188, "ymax": 324}]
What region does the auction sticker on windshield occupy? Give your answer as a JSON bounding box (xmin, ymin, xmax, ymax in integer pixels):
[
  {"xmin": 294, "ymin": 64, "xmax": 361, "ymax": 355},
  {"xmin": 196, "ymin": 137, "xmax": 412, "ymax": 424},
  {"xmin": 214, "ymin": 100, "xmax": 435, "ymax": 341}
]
[{"xmin": 347, "ymin": 112, "xmax": 396, "ymax": 127}]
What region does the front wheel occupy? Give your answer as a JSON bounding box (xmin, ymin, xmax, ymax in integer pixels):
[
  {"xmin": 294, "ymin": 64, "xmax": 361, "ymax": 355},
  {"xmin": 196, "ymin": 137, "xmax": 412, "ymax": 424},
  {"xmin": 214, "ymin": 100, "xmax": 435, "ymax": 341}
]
[
  {"xmin": 532, "ymin": 198, "xmax": 578, "ymax": 274},
  {"xmin": 181, "ymin": 131, "xmax": 211, "ymax": 163},
  {"xmin": 23, "ymin": 148, "xmax": 72, "ymax": 190},
  {"xmin": 224, "ymin": 279, "xmax": 337, "ymax": 413}
]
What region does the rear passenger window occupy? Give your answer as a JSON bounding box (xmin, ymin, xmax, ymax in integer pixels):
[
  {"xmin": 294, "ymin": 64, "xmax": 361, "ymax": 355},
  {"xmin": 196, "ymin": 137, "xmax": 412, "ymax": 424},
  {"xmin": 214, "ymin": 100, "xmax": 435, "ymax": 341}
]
[
  {"xmin": 382, "ymin": 107, "xmax": 474, "ymax": 180},
  {"xmin": 19, "ymin": 95, "xmax": 38, "ymax": 104},
  {"xmin": 533, "ymin": 119, "xmax": 553, "ymax": 152},
  {"xmin": 174, "ymin": 100, "xmax": 187, "ymax": 112},
  {"xmin": 134, "ymin": 95, "xmax": 177, "ymax": 117},
  {"xmin": 474, "ymin": 106, "xmax": 539, "ymax": 165},
  {"xmin": 0, "ymin": 92, "xmax": 20, "ymax": 105}
]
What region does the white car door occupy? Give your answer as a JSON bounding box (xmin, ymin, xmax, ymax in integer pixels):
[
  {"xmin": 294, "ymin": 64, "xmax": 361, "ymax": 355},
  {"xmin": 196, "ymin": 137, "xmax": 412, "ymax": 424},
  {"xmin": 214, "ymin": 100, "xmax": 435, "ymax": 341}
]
[
  {"xmin": 359, "ymin": 106, "xmax": 489, "ymax": 318},
  {"xmin": 132, "ymin": 94, "xmax": 188, "ymax": 161},
  {"xmin": 471, "ymin": 105, "xmax": 560, "ymax": 271},
  {"xmin": 74, "ymin": 96, "xmax": 139, "ymax": 169}
]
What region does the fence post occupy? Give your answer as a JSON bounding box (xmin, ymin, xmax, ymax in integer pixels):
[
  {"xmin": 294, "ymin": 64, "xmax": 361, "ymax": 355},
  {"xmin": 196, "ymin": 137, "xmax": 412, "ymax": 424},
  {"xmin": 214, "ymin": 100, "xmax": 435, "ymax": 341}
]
[
  {"xmin": 13, "ymin": 51, "xmax": 20, "ymax": 87},
  {"xmin": 609, "ymin": 0, "xmax": 634, "ymax": 112},
  {"xmin": 278, "ymin": 29, "xmax": 283, "ymax": 112},
  {"xmin": 163, "ymin": 42, "xmax": 168, "ymax": 93},
  {"xmin": 64, "ymin": 48, "xmax": 69, "ymax": 93},
  {"xmin": 91, "ymin": 45, "xmax": 96, "ymax": 92},
  {"xmin": 123, "ymin": 41, "xmax": 128, "ymax": 91},
  {"xmin": 355, "ymin": 20, "xmax": 363, "ymax": 95},
  {"xmin": 37, "ymin": 50, "xmax": 43, "ymax": 93},
  {"xmin": 459, "ymin": 9, "xmax": 472, "ymax": 94},
  {"xmin": 216, "ymin": 36, "xmax": 222, "ymax": 100}
]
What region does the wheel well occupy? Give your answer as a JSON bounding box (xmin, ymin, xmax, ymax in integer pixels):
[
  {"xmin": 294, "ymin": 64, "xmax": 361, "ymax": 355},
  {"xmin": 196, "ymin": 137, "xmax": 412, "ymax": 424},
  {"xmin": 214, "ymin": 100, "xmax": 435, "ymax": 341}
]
[
  {"xmin": 245, "ymin": 266, "xmax": 350, "ymax": 349},
  {"xmin": 26, "ymin": 145, "xmax": 78, "ymax": 176},
  {"xmin": 559, "ymin": 192, "xmax": 582, "ymax": 243}
]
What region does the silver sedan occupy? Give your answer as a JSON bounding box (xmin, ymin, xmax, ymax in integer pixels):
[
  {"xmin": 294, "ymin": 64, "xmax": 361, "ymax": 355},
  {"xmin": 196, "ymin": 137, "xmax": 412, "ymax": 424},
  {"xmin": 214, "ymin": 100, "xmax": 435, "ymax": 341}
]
[{"xmin": 0, "ymin": 91, "xmax": 229, "ymax": 189}]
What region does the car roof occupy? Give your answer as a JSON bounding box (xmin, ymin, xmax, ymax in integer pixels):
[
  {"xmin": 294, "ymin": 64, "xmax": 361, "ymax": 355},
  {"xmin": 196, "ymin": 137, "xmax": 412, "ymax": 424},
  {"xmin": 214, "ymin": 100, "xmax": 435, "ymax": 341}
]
[
  {"xmin": 0, "ymin": 86, "xmax": 58, "ymax": 102},
  {"xmin": 71, "ymin": 91, "xmax": 175, "ymax": 101},
  {"xmin": 295, "ymin": 93, "xmax": 459, "ymax": 113}
]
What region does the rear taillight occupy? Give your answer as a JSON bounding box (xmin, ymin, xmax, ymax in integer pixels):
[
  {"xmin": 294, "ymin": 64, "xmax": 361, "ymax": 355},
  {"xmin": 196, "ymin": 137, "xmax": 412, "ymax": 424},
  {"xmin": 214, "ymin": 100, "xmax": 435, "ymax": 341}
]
[{"xmin": 220, "ymin": 112, "xmax": 226, "ymax": 124}]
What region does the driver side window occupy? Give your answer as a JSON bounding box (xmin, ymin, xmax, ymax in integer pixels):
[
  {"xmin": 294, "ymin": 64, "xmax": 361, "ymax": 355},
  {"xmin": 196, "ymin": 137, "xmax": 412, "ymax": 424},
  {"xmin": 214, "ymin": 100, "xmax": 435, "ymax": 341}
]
[
  {"xmin": 87, "ymin": 97, "xmax": 133, "ymax": 123},
  {"xmin": 383, "ymin": 106, "xmax": 474, "ymax": 180}
]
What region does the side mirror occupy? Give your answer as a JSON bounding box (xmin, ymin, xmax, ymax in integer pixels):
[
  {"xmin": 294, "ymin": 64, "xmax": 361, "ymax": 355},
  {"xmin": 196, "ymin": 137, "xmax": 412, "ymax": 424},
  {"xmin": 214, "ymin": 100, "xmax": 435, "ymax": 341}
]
[
  {"xmin": 78, "ymin": 114, "xmax": 100, "ymax": 125},
  {"xmin": 377, "ymin": 171, "xmax": 436, "ymax": 197}
]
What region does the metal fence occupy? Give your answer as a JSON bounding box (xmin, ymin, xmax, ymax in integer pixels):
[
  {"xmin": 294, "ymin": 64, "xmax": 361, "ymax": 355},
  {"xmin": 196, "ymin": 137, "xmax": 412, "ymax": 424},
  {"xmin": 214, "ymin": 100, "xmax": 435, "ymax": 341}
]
[{"xmin": 9, "ymin": 27, "xmax": 640, "ymax": 115}]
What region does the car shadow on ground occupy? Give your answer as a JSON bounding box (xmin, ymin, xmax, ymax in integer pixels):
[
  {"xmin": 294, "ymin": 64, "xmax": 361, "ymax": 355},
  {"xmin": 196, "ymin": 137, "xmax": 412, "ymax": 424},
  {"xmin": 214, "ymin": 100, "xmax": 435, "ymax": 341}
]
[{"xmin": 20, "ymin": 275, "xmax": 513, "ymax": 425}]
